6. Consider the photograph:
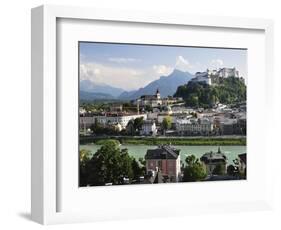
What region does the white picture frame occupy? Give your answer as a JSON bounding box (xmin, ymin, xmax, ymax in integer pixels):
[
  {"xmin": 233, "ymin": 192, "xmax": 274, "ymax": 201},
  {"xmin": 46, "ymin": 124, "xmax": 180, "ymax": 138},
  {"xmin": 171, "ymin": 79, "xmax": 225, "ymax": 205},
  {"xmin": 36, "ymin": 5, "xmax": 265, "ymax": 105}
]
[{"xmin": 31, "ymin": 5, "xmax": 274, "ymax": 225}]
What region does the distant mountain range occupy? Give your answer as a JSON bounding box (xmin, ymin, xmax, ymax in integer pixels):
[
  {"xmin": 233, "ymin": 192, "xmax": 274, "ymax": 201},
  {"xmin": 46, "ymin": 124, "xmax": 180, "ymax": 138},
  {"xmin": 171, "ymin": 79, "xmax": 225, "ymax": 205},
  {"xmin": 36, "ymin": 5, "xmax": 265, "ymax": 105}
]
[
  {"xmin": 80, "ymin": 69, "xmax": 194, "ymax": 101},
  {"xmin": 80, "ymin": 80, "xmax": 124, "ymax": 98},
  {"xmin": 80, "ymin": 91, "xmax": 115, "ymax": 101},
  {"xmin": 118, "ymin": 69, "xmax": 193, "ymax": 100}
]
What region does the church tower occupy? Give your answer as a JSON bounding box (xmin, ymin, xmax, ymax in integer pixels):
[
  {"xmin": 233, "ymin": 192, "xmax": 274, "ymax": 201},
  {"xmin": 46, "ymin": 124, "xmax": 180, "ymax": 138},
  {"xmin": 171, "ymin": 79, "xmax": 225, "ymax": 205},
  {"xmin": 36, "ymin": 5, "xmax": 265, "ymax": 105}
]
[{"xmin": 156, "ymin": 88, "xmax": 160, "ymax": 99}]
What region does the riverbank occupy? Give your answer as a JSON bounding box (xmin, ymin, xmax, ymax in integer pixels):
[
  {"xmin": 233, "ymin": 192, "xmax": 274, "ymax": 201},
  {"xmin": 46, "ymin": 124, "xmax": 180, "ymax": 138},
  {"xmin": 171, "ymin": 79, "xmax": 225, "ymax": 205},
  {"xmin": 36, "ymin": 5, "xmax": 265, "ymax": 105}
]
[{"xmin": 80, "ymin": 136, "xmax": 246, "ymax": 146}]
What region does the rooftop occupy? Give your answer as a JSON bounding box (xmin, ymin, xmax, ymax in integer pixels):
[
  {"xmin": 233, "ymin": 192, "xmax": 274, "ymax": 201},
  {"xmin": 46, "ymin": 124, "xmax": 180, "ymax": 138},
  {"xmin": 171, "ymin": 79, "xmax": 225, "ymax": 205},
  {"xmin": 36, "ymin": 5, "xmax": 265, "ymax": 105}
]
[
  {"xmin": 200, "ymin": 147, "xmax": 227, "ymax": 163},
  {"xmin": 238, "ymin": 153, "xmax": 247, "ymax": 164},
  {"xmin": 145, "ymin": 145, "xmax": 180, "ymax": 160}
]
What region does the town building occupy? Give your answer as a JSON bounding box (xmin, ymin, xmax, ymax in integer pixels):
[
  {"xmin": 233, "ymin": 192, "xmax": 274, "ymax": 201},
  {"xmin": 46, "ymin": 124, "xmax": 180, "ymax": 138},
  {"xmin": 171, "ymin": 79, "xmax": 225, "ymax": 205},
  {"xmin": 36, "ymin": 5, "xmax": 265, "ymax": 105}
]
[
  {"xmin": 109, "ymin": 103, "xmax": 123, "ymax": 112},
  {"xmin": 175, "ymin": 118, "xmax": 214, "ymax": 135},
  {"xmin": 218, "ymin": 114, "xmax": 246, "ymax": 135},
  {"xmin": 238, "ymin": 153, "xmax": 247, "ymax": 177},
  {"xmin": 219, "ymin": 118, "xmax": 237, "ymax": 135},
  {"xmin": 162, "ymin": 96, "xmax": 184, "ymax": 106},
  {"xmin": 79, "ymin": 113, "xmax": 147, "ymax": 130},
  {"xmin": 135, "ymin": 89, "xmax": 162, "ymax": 108},
  {"xmin": 135, "ymin": 89, "xmax": 183, "ymax": 108},
  {"xmin": 200, "ymin": 147, "xmax": 227, "ymax": 175},
  {"xmin": 140, "ymin": 120, "xmax": 157, "ymax": 136},
  {"xmin": 145, "ymin": 145, "xmax": 181, "ymax": 182}
]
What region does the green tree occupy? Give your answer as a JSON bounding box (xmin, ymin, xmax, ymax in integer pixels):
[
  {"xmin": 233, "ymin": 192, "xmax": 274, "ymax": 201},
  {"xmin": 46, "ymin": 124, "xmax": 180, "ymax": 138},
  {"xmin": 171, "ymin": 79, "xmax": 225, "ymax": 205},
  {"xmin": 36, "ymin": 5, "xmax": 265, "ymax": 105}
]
[
  {"xmin": 212, "ymin": 163, "xmax": 226, "ymax": 175},
  {"xmin": 227, "ymin": 158, "xmax": 241, "ymax": 177},
  {"xmin": 133, "ymin": 117, "xmax": 144, "ymax": 132},
  {"xmin": 131, "ymin": 158, "xmax": 145, "ymax": 180},
  {"xmin": 79, "ymin": 149, "xmax": 91, "ymax": 186},
  {"xmin": 183, "ymin": 155, "xmax": 206, "ymax": 182},
  {"xmin": 174, "ymin": 77, "xmax": 246, "ymax": 108},
  {"xmin": 86, "ymin": 140, "xmax": 122, "ymax": 186},
  {"xmin": 144, "ymin": 105, "xmax": 153, "ymax": 112},
  {"xmin": 126, "ymin": 119, "xmax": 135, "ymax": 135},
  {"xmin": 85, "ymin": 140, "xmax": 137, "ymax": 186},
  {"xmin": 162, "ymin": 116, "xmax": 172, "ymax": 134},
  {"xmin": 187, "ymin": 95, "xmax": 199, "ymax": 107},
  {"xmin": 120, "ymin": 148, "xmax": 134, "ymax": 180},
  {"xmin": 227, "ymin": 164, "xmax": 239, "ymax": 177}
]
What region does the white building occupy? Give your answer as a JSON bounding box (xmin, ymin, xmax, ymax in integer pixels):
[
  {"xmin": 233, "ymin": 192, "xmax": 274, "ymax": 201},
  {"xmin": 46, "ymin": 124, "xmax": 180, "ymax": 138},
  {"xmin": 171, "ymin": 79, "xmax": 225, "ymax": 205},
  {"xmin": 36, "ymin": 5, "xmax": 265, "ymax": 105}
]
[
  {"xmin": 190, "ymin": 68, "xmax": 240, "ymax": 86},
  {"xmin": 176, "ymin": 118, "xmax": 213, "ymax": 135},
  {"xmin": 140, "ymin": 120, "xmax": 157, "ymax": 136},
  {"xmin": 217, "ymin": 67, "xmax": 239, "ymax": 78},
  {"xmin": 190, "ymin": 72, "xmax": 212, "ymax": 85},
  {"xmin": 80, "ymin": 113, "xmax": 147, "ymax": 130},
  {"xmin": 135, "ymin": 89, "xmax": 183, "ymax": 108},
  {"xmin": 136, "ymin": 89, "xmax": 162, "ymax": 108}
]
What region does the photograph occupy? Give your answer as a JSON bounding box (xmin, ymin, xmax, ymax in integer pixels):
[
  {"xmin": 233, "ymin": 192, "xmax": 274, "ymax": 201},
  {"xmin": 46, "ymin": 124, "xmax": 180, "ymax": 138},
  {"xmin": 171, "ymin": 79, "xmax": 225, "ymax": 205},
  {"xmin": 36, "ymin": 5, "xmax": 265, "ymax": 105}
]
[{"xmin": 79, "ymin": 42, "xmax": 247, "ymax": 187}]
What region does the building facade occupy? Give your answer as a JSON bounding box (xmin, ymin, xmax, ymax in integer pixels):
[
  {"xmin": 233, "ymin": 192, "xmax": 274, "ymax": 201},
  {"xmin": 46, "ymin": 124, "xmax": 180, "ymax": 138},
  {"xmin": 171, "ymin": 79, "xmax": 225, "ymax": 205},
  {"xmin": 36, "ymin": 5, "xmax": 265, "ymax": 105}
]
[
  {"xmin": 175, "ymin": 118, "xmax": 214, "ymax": 135},
  {"xmin": 200, "ymin": 147, "xmax": 227, "ymax": 175},
  {"xmin": 135, "ymin": 89, "xmax": 183, "ymax": 108},
  {"xmin": 140, "ymin": 120, "xmax": 157, "ymax": 136},
  {"xmin": 217, "ymin": 67, "xmax": 239, "ymax": 78},
  {"xmin": 145, "ymin": 145, "xmax": 181, "ymax": 182},
  {"xmin": 190, "ymin": 71, "xmax": 212, "ymax": 85},
  {"xmin": 80, "ymin": 113, "xmax": 147, "ymax": 130}
]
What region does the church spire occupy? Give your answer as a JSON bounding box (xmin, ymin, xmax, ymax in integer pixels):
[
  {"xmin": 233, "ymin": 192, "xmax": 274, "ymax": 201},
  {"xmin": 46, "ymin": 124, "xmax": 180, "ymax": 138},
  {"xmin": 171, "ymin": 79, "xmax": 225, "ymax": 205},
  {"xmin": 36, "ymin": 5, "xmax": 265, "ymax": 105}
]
[{"xmin": 156, "ymin": 88, "xmax": 160, "ymax": 99}]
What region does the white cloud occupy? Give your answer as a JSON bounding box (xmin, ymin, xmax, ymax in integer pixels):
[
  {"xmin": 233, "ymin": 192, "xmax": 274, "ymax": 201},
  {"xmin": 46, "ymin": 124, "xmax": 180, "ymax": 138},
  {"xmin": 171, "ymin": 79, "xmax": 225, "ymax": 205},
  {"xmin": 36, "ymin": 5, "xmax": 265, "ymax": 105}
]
[
  {"xmin": 108, "ymin": 57, "xmax": 141, "ymax": 63},
  {"xmin": 80, "ymin": 62, "xmax": 173, "ymax": 91},
  {"xmin": 175, "ymin": 56, "xmax": 193, "ymax": 72},
  {"xmin": 152, "ymin": 65, "xmax": 173, "ymax": 75},
  {"xmin": 210, "ymin": 59, "xmax": 224, "ymax": 69}
]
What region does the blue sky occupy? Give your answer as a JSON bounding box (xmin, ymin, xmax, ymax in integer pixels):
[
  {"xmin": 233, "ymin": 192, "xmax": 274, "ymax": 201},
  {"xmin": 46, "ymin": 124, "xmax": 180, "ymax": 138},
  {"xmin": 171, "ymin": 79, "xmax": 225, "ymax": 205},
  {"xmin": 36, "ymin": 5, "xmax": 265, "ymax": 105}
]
[{"xmin": 80, "ymin": 42, "xmax": 247, "ymax": 91}]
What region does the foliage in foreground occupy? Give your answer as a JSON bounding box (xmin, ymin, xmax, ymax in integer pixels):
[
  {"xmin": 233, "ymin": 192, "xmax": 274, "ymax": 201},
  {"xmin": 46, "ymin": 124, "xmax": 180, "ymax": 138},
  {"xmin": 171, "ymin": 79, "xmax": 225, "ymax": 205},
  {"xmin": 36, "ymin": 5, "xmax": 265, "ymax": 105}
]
[
  {"xmin": 182, "ymin": 155, "xmax": 206, "ymax": 182},
  {"xmin": 79, "ymin": 140, "xmax": 145, "ymax": 186}
]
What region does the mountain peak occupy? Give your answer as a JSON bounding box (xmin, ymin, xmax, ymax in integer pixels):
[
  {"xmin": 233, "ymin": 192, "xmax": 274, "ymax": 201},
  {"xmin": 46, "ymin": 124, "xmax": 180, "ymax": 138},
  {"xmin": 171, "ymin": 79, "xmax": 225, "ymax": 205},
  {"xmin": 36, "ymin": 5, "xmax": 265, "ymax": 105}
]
[
  {"xmin": 168, "ymin": 68, "xmax": 192, "ymax": 76},
  {"xmin": 172, "ymin": 68, "xmax": 184, "ymax": 73},
  {"xmin": 119, "ymin": 69, "xmax": 194, "ymax": 100}
]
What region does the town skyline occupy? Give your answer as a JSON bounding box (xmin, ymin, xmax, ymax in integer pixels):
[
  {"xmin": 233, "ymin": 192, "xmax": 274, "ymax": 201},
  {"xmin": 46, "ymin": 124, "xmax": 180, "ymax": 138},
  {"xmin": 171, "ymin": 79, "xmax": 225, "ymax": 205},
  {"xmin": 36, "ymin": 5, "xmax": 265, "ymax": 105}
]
[
  {"xmin": 80, "ymin": 42, "xmax": 247, "ymax": 91},
  {"xmin": 79, "ymin": 42, "xmax": 247, "ymax": 186}
]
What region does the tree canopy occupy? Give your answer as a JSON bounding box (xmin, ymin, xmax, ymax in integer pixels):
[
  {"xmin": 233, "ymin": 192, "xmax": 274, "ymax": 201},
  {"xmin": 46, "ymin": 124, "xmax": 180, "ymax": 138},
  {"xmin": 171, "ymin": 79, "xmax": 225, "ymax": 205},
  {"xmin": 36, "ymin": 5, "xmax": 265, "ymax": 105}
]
[
  {"xmin": 212, "ymin": 163, "xmax": 226, "ymax": 175},
  {"xmin": 182, "ymin": 155, "xmax": 206, "ymax": 182},
  {"xmin": 162, "ymin": 116, "xmax": 172, "ymax": 131},
  {"xmin": 79, "ymin": 140, "xmax": 145, "ymax": 186},
  {"xmin": 174, "ymin": 77, "xmax": 246, "ymax": 108}
]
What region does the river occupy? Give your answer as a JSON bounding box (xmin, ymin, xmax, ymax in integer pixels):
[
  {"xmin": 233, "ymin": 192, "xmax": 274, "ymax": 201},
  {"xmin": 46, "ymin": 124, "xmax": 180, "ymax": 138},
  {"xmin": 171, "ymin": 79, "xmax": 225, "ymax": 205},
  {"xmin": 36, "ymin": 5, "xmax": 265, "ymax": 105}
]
[{"xmin": 80, "ymin": 144, "xmax": 246, "ymax": 165}]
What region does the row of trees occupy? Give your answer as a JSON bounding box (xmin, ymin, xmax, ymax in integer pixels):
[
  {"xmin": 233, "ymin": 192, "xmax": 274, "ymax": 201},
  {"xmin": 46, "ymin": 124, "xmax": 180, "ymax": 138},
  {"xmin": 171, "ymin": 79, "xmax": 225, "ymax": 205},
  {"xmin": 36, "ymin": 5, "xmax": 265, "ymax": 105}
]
[
  {"xmin": 174, "ymin": 77, "xmax": 246, "ymax": 108},
  {"xmin": 79, "ymin": 140, "xmax": 145, "ymax": 186},
  {"xmin": 80, "ymin": 140, "xmax": 245, "ymax": 186}
]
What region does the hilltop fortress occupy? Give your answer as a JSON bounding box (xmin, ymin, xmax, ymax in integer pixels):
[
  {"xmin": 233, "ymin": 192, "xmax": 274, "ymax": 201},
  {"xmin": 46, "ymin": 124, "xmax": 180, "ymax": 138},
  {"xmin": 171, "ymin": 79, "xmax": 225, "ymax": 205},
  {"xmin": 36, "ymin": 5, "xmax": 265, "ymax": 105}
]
[{"xmin": 190, "ymin": 67, "xmax": 244, "ymax": 85}]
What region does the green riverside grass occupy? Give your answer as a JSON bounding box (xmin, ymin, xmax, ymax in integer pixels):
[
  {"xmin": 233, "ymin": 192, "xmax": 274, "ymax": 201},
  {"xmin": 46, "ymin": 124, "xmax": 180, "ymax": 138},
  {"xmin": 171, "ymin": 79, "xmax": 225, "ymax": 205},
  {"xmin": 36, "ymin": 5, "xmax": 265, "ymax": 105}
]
[{"xmin": 80, "ymin": 136, "xmax": 246, "ymax": 146}]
